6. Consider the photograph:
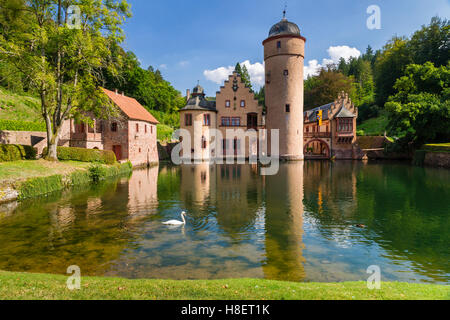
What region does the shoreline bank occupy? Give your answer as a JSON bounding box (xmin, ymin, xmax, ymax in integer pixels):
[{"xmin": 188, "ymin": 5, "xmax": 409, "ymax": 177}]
[
  {"xmin": 0, "ymin": 270, "xmax": 447, "ymax": 300},
  {"xmin": 0, "ymin": 160, "xmax": 133, "ymax": 204}
]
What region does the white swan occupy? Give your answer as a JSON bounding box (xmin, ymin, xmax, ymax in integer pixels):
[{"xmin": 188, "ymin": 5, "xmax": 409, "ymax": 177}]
[{"xmin": 163, "ymin": 211, "xmax": 186, "ymax": 226}]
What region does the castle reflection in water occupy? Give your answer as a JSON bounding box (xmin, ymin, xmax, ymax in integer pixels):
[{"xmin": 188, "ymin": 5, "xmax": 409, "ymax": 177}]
[{"xmin": 0, "ymin": 161, "xmax": 448, "ymax": 283}]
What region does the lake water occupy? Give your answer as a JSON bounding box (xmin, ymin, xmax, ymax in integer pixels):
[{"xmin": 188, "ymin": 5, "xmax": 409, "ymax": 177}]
[{"xmin": 0, "ymin": 161, "xmax": 448, "ymax": 284}]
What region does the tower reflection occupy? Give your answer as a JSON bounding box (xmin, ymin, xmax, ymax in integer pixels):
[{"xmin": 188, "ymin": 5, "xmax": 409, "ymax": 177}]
[{"xmin": 263, "ymin": 162, "xmax": 305, "ymax": 281}]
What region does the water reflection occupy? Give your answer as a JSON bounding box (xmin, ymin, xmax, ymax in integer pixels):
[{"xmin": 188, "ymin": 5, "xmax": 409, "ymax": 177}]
[
  {"xmin": 264, "ymin": 162, "xmax": 305, "ymax": 281},
  {"xmin": 0, "ymin": 161, "xmax": 448, "ymax": 283}
]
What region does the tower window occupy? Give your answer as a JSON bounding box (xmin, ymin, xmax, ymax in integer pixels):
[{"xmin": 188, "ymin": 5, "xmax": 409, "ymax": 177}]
[
  {"xmin": 185, "ymin": 114, "xmax": 193, "ymax": 126},
  {"xmin": 277, "ymin": 41, "xmax": 281, "ymax": 49},
  {"xmin": 203, "ymin": 114, "xmax": 211, "ymax": 126},
  {"xmin": 284, "ymin": 69, "xmax": 289, "ymax": 76},
  {"xmin": 286, "ymin": 104, "xmax": 290, "ymax": 113}
]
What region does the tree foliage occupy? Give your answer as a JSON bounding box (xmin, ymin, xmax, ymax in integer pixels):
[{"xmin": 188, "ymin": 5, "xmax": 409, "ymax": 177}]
[
  {"xmin": 385, "ymin": 62, "xmax": 450, "ymax": 147},
  {"xmin": 304, "ymin": 67, "xmax": 354, "ymax": 110},
  {"xmin": 0, "ymin": 0, "xmax": 132, "ymax": 160},
  {"xmin": 102, "ymin": 50, "xmax": 185, "ymax": 117},
  {"xmin": 234, "ymin": 62, "xmax": 252, "ymax": 92}
]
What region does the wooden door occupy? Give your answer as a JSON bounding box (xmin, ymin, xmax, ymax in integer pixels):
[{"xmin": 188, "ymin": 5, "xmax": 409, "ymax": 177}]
[{"xmin": 113, "ymin": 145, "xmax": 122, "ymax": 161}]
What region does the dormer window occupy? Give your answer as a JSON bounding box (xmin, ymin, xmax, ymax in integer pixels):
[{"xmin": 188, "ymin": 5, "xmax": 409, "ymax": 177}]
[
  {"xmin": 225, "ymin": 100, "xmax": 231, "ymax": 108},
  {"xmin": 240, "ymin": 100, "xmax": 246, "ymax": 108}
]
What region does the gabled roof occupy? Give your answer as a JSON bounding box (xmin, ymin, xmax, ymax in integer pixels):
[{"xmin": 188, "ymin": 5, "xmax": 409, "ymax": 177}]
[
  {"xmin": 101, "ymin": 88, "xmax": 159, "ymax": 124},
  {"xmin": 335, "ymin": 105, "xmax": 356, "ymax": 118},
  {"xmin": 181, "ymin": 95, "xmax": 217, "ymax": 112}
]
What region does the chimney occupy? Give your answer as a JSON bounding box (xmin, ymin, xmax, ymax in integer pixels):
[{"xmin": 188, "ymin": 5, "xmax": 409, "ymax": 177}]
[
  {"xmin": 186, "ymin": 89, "xmax": 191, "ymax": 101},
  {"xmin": 121, "ymin": 91, "xmax": 125, "ymax": 97},
  {"xmin": 115, "ymin": 89, "xmax": 118, "ymax": 95}
]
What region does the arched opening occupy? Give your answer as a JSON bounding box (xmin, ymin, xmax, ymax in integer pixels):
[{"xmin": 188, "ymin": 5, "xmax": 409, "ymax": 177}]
[{"xmin": 304, "ymin": 139, "xmax": 330, "ymax": 158}]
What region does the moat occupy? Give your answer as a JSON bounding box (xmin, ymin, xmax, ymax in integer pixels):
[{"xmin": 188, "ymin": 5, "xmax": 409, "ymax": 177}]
[{"xmin": 0, "ymin": 161, "xmax": 448, "ymax": 284}]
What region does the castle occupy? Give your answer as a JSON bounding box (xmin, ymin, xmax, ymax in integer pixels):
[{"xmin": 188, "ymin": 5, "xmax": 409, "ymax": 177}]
[{"xmin": 179, "ymin": 16, "xmax": 358, "ymax": 161}]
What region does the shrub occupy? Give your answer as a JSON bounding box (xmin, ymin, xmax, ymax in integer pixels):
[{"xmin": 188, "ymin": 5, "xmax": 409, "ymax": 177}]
[
  {"xmin": 43, "ymin": 147, "xmax": 117, "ymax": 164},
  {"xmin": 88, "ymin": 164, "xmax": 107, "ymax": 183},
  {"xmin": 0, "ymin": 144, "xmax": 37, "ymax": 162},
  {"xmin": 0, "ymin": 119, "xmax": 46, "ymax": 132}
]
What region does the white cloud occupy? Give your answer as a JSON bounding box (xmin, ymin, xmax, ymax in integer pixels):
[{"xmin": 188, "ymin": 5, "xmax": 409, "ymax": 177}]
[
  {"xmin": 203, "ymin": 60, "xmax": 265, "ymax": 88},
  {"xmin": 204, "ymin": 46, "xmax": 361, "ymax": 84},
  {"xmin": 304, "ymin": 59, "xmax": 321, "ymax": 79},
  {"xmin": 204, "ymin": 66, "xmax": 234, "ymax": 84},
  {"xmin": 159, "ymin": 64, "xmax": 167, "ymax": 70},
  {"xmin": 327, "ymin": 46, "xmax": 361, "ymax": 63},
  {"xmin": 240, "ymin": 60, "xmax": 265, "ymax": 87},
  {"xmin": 304, "ymin": 45, "xmax": 361, "ymax": 79}
]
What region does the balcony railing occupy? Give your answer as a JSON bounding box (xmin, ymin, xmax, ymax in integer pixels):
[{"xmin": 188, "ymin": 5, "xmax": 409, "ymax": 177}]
[{"xmin": 304, "ymin": 132, "xmax": 331, "ymax": 139}]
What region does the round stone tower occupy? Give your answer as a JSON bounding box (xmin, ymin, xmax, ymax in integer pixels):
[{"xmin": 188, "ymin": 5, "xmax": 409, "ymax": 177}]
[{"xmin": 263, "ymin": 17, "xmax": 306, "ymax": 161}]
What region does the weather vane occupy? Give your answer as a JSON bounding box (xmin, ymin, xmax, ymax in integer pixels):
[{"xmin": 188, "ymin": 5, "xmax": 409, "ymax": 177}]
[{"xmin": 283, "ymin": 1, "xmax": 287, "ymax": 19}]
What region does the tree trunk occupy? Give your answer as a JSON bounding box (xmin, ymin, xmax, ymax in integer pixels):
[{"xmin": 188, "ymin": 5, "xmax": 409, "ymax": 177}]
[{"xmin": 47, "ymin": 139, "xmax": 58, "ymax": 161}]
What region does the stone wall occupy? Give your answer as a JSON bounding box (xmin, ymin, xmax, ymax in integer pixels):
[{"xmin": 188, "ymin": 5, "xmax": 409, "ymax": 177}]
[
  {"xmin": 424, "ymin": 152, "xmax": 450, "ymax": 168},
  {"xmin": 0, "ymin": 120, "xmax": 71, "ymax": 156},
  {"xmin": 0, "ymin": 130, "xmax": 47, "ymax": 155},
  {"xmin": 127, "ymin": 120, "xmax": 159, "ymax": 167}
]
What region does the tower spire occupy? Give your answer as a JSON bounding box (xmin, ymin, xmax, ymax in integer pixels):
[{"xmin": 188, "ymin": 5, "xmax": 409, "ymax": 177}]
[{"xmin": 283, "ymin": 2, "xmax": 287, "ymax": 19}]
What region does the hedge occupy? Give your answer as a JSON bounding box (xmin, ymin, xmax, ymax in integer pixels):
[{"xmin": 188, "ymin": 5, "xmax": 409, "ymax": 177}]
[
  {"xmin": 0, "ymin": 144, "xmax": 37, "ymax": 162},
  {"xmin": 0, "ymin": 119, "xmax": 46, "ymax": 132},
  {"xmin": 44, "ymin": 147, "xmax": 117, "ymax": 165}
]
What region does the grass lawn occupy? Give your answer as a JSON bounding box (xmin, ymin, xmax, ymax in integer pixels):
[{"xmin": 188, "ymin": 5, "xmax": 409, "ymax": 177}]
[
  {"xmin": 358, "ymin": 112, "xmax": 389, "ymax": 136},
  {"xmin": 0, "ymin": 160, "xmax": 92, "ymax": 184},
  {"xmin": 0, "ymin": 271, "xmax": 448, "ymax": 300},
  {"xmin": 0, "ymin": 87, "xmax": 42, "ymax": 122}
]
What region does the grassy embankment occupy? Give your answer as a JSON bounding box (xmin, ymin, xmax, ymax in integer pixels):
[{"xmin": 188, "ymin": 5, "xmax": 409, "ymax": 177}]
[
  {"xmin": 0, "ymin": 159, "xmax": 132, "ymax": 201},
  {"xmin": 0, "ymin": 271, "xmax": 448, "ymax": 300},
  {"xmin": 357, "ymin": 111, "xmax": 389, "ymax": 136}
]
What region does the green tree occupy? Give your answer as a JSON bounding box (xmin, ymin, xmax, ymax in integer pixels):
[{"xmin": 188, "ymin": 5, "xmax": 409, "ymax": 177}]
[
  {"xmin": 385, "ymin": 62, "xmax": 450, "ymax": 148},
  {"xmin": 304, "ymin": 67, "xmax": 355, "ymax": 110},
  {"xmin": 102, "ymin": 50, "xmax": 185, "ymax": 116},
  {"xmin": 234, "ymin": 62, "xmax": 252, "ymax": 91},
  {"xmin": 408, "ymin": 17, "xmax": 449, "ymax": 67},
  {"xmin": 255, "ymin": 85, "xmax": 265, "ymax": 112},
  {"xmin": 0, "ymin": 0, "xmax": 132, "ymax": 160},
  {"xmin": 374, "ymin": 37, "xmax": 413, "ymax": 107}
]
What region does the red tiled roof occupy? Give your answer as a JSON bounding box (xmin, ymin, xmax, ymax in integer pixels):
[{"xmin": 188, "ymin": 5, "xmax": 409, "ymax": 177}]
[{"xmin": 101, "ymin": 88, "xmax": 159, "ymax": 124}]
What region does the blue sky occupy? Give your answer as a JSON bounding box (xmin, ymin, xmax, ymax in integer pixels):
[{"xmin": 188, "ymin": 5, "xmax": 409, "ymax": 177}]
[{"xmin": 121, "ymin": 0, "xmax": 450, "ymax": 96}]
